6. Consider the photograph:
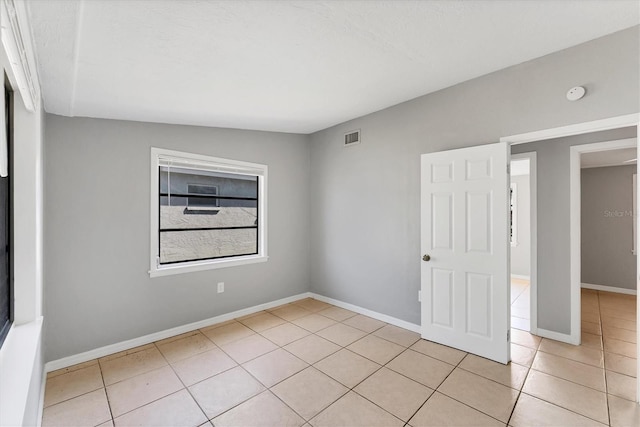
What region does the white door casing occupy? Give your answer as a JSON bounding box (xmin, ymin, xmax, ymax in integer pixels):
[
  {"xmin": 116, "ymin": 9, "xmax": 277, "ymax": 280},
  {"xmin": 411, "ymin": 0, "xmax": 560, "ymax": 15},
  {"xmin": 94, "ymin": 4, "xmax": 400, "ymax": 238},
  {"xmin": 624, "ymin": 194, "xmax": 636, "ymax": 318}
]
[
  {"xmin": 420, "ymin": 142, "xmax": 510, "ymax": 364},
  {"xmin": 501, "ymin": 114, "xmax": 639, "ymax": 401}
]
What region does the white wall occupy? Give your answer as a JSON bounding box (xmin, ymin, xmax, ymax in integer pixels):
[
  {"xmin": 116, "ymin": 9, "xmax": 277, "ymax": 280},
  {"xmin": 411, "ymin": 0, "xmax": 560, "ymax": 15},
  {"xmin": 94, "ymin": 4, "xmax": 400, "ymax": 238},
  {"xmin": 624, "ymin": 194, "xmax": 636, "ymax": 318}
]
[
  {"xmin": 0, "ymin": 51, "xmax": 45, "ymax": 427},
  {"xmin": 308, "ymin": 26, "xmax": 639, "ymax": 335}
]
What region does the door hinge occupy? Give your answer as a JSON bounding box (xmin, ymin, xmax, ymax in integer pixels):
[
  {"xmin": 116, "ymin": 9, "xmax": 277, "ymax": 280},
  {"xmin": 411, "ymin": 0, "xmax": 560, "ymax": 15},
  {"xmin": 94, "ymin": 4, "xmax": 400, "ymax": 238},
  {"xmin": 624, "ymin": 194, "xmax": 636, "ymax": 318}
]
[
  {"xmin": 507, "ymin": 330, "xmax": 510, "ymax": 342},
  {"xmin": 507, "ymin": 164, "xmax": 510, "ymax": 174}
]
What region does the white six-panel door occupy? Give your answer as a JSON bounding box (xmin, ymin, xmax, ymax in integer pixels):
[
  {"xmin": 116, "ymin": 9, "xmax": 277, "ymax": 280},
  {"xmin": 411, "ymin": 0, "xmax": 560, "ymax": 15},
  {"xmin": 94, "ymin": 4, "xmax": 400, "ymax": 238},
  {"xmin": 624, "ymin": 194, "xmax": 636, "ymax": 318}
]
[{"xmin": 420, "ymin": 142, "xmax": 510, "ymax": 364}]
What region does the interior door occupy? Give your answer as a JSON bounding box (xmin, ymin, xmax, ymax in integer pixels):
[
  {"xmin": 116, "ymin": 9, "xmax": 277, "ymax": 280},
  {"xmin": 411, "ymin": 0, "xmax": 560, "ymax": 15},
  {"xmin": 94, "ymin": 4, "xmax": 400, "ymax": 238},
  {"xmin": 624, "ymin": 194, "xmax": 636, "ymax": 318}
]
[{"xmin": 420, "ymin": 142, "xmax": 510, "ymax": 364}]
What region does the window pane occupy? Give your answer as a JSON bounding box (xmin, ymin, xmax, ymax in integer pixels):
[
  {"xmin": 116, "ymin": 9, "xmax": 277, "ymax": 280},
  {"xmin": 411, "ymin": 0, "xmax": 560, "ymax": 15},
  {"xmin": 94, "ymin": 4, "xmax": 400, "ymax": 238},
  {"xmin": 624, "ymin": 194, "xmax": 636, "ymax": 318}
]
[
  {"xmin": 160, "ymin": 200, "xmax": 257, "ymax": 229},
  {"xmin": 160, "ymin": 228, "xmax": 258, "ymax": 264},
  {"xmin": 187, "ymin": 184, "xmax": 218, "ymax": 208},
  {"xmin": 160, "ymin": 166, "xmax": 258, "ymax": 202},
  {"xmin": 0, "ymin": 176, "xmax": 9, "ymax": 340},
  {"xmin": 158, "ymin": 166, "xmax": 259, "ymax": 264}
]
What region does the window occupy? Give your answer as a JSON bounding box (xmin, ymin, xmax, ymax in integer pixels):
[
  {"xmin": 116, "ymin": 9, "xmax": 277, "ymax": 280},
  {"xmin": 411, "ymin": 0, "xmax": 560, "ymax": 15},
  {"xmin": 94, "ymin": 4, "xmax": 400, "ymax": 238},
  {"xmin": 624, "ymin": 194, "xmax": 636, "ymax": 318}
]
[
  {"xmin": 187, "ymin": 184, "xmax": 219, "ymax": 209},
  {"xmin": 150, "ymin": 148, "xmax": 267, "ymax": 277},
  {"xmin": 0, "ymin": 85, "xmax": 12, "ymax": 348}
]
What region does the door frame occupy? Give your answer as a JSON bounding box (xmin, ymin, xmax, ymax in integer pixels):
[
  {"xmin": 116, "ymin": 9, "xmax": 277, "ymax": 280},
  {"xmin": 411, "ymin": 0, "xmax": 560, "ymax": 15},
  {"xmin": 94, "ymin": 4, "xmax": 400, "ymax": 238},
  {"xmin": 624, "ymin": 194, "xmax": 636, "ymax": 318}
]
[
  {"xmin": 510, "ymin": 152, "xmax": 537, "ymax": 335},
  {"xmin": 500, "ymin": 112, "xmax": 640, "ymax": 403}
]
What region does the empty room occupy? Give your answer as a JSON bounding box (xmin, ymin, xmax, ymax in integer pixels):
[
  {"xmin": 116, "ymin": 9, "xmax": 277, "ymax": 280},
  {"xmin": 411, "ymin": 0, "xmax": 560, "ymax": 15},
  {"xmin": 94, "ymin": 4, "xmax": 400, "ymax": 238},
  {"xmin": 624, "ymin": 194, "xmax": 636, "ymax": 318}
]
[{"xmin": 0, "ymin": 1, "xmax": 639, "ymax": 426}]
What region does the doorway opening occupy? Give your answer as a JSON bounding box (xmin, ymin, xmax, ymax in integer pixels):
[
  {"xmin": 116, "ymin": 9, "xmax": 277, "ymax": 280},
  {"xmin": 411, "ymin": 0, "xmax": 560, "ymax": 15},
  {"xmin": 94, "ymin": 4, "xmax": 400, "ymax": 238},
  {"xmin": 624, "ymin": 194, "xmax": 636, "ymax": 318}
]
[
  {"xmin": 502, "ymin": 114, "xmax": 639, "ymax": 400},
  {"xmin": 573, "ymin": 139, "xmax": 638, "ymax": 401},
  {"xmin": 510, "ymin": 155, "xmax": 533, "ymax": 332}
]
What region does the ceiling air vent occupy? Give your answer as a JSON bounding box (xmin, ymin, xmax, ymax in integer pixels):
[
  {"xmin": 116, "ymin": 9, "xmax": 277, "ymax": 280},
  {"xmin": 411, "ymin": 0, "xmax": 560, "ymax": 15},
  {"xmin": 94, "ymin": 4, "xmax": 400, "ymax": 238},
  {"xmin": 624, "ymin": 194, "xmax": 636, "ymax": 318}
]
[{"xmin": 344, "ymin": 129, "xmax": 361, "ymax": 147}]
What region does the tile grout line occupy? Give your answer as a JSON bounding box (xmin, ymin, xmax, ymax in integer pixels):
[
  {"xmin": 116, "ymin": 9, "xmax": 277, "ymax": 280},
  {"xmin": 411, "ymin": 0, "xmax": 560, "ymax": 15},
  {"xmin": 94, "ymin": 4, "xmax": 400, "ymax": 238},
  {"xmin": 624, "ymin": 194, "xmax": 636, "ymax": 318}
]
[
  {"xmin": 42, "ymin": 296, "xmax": 636, "ymax": 427},
  {"xmin": 219, "ymin": 308, "xmax": 392, "ymax": 424},
  {"xmin": 435, "ymin": 353, "xmax": 516, "ymax": 425},
  {"xmin": 509, "ymin": 294, "xmax": 611, "ymax": 425},
  {"xmin": 37, "ymin": 301, "xmax": 464, "ymax": 425},
  {"xmin": 596, "ymin": 290, "xmax": 639, "ymax": 419},
  {"xmin": 401, "ymin": 351, "xmax": 467, "ymax": 425},
  {"xmin": 133, "ymin": 344, "xmax": 206, "ymax": 419},
  {"xmin": 209, "ymin": 303, "xmax": 360, "ymax": 424},
  {"xmin": 407, "ymin": 351, "xmax": 508, "ymax": 426},
  {"xmin": 43, "ymin": 301, "xmax": 389, "ymax": 421},
  {"xmin": 151, "ymin": 340, "xmax": 218, "ymax": 425},
  {"xmin": 509, "ymin": 289, "xmax": 605, "ymax": 425},
  {"xmin": 527, "ymin": 352, "xmax": 610, "ymax": 394},
  {"xmin": 517, "ymin": 389, "xmax": 612, "ymax": 425},
  {"xmin": 506, "ymin": 389, "xmax": 523, "ymax": 426},
  {"xmin": 194, "ymin": 325, "xmax": 296, "ymax": 423},
  {"xmin": 534, "ymin": 345, "xmax": 604, "ymax": 368},
  {"xmin": 39, "ymin": 365, "xmax": 105, "ymax": 413},
  {"xmin": 268, "ymin": 311, "xmax": 419, "ymax": 425},
  {"xmin": 91, "ymin": 334, "xmax": 232, "ymax": 422},
  {"xmin": 319, "ymin": 315, "xmax": 532, "ymax": 426},
  {"xmin": 41, "ymin": 362, "xmax": 115, "ymax": 426},
  {"xmin": 263, "ymin": 343, "xmax": 345, "ymax": 425},
  {"xmin": 303, "ymin": 328, "xmax": 405, "ymax": 425},
  {"xmin": 506, "ymin": 350, "xmax": 537, "ymax": 427},
  {"xmin": 165, "ymin": 330, "xmax": 239, "ymax": 391},
  {"xmin": 96, "ymin": 359, "xmax": 114, "ymax": 427},
  {"xmin": 518, "ymin": 290, "xmax": 637, "ymax": 426},
  {"xmin": 598, "ymin": 291, "xmax": 614, "ymax": 427}
]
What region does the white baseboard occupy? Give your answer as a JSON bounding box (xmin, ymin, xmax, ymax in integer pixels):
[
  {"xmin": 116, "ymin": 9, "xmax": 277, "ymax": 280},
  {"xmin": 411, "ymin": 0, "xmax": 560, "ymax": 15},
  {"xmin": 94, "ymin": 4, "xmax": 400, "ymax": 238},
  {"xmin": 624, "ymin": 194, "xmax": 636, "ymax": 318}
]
[
  {"xmin": 511, "ymin": 274, "xmax": 531, "ymax": 281},
  {"xmin": 536, "ymin": 328, "xmax": 579, "ymax": 345},
  {"xmin": 309, "ymin": 293, "xmax": 421, "ymax": 333},
  {"xmin": 45, "ymin": 292, "xmax": 312, "ymax": 372},
  {"xmin": 46, "ymin": 291, "xmax": 423, "ymax": 373},
  {"xmin": 581, "ymin": 283, "xmax": 637, "ymax": 295}
]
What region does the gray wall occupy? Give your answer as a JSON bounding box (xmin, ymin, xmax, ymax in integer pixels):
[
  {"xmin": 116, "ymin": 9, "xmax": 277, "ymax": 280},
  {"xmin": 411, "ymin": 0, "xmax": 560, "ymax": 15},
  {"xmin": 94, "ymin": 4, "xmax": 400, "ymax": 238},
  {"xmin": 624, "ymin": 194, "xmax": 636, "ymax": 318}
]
[
  {"xmin": 44, "ymin": 115, "xmax": 311, "ymax": 361},
  {"xmin": 510, "ymin": 174, "xmax": 531, "ymax": 277},
  {"xmin": 308, "ymin": 26, "xmax": 639, "ymax": 334},
  {"xmin": 581, "ymin": 165, "xmax": 637, "ymax": 290},
  {"xmin": 43, "ymin": 26, "xmax": 640, "ymax": 360}
]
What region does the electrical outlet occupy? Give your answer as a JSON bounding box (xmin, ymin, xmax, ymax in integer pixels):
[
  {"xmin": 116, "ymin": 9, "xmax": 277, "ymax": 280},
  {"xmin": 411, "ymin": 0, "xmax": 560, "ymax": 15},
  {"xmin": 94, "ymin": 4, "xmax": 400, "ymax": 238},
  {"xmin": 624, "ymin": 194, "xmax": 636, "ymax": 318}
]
[
  {"xmin": 217, "ymin": 282, "xmax": 224, "ymax": 293},
  {"xmin": 418, "ymin": 290, "xmax": 421, "ymax": 302}
]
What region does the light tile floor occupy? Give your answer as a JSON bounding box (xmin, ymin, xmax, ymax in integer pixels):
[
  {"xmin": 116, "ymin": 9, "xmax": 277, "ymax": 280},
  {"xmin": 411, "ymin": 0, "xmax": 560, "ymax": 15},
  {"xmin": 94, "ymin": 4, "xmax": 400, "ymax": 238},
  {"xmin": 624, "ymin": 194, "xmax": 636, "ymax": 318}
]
[
  {"xmin": 511, "ymin": 278, "xmax": 530, "ymax": 332},
  {"xmin": 42, "ymin": 291, "xmax": 639, "ymax": 427}
]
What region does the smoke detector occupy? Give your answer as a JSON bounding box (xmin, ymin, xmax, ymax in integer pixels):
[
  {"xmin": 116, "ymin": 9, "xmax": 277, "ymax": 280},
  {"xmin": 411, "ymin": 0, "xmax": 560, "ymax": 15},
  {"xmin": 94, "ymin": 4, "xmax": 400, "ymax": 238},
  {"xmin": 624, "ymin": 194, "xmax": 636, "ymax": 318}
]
[{"xmin": 566, "ymin": 86, "xmax": 586, "ymax": 101}]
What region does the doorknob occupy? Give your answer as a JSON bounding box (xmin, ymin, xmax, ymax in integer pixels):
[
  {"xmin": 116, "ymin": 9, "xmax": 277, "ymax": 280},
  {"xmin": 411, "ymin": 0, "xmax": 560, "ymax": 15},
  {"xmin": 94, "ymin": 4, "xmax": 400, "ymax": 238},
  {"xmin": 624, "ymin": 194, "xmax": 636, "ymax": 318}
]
[{"xmin": 422, "ymin": 254, "xmax": 431, "ymax": 262}]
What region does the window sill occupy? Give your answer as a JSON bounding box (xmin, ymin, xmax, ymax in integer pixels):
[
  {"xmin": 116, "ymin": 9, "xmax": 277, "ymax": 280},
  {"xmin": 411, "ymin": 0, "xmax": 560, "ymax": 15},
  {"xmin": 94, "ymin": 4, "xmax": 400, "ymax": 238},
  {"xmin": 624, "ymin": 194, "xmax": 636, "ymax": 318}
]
[
  {"xmin": 149, "ymin": 254, "xmax": 268, "ymax": 278},
  {"xmin": 0, "ymin": 317, "xmax": 43, "ymax": 427}
]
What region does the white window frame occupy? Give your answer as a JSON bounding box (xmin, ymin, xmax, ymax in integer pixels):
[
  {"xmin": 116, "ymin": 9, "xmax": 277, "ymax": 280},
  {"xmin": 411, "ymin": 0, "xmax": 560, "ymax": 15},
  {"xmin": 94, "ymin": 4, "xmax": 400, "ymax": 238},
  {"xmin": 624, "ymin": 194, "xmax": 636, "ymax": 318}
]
[{"xmin": 149, "ymin": 147, "xmax": 268, "ymax": 277}]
